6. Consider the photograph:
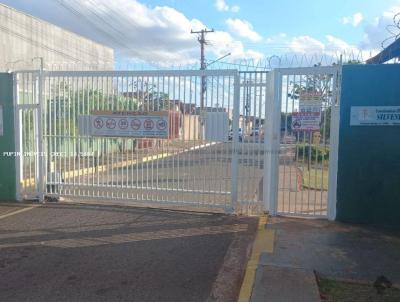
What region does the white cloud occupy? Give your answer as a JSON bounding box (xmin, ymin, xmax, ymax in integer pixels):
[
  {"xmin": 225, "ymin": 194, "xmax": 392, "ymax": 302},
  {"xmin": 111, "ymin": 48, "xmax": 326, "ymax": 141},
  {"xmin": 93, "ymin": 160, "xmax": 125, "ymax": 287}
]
[
  {"xmin": 382, "ymin": 6, "xmax": 400, "ymax": 18},
  {"xmin": 0, "ymin": 0, "xmax": 262, "ymax": 65},
  {"xmin": 326, "ymin": 35, "xmax": 352, "ymax": 51},
  {"xmin": 325, "ymin": 35, "xmax": 366, "ymax": 57},
  {"xmin": 263, "ymin": 33, "xmax": 374, "ymax": 64},
  {"xmin": 353, "ymin": 12, "xmax": 364, "ymax": 26},
  {"xmin": 53, "ymin": 0, "xmax": 259, "ymax": 65},
  {"xmin": 207, "ymin": 30, "xmax": 264, "ymax": 61},
  {"xmin": 342, "ymin": 12, "xmax": 364, "ymax": 27},
  {"xmin": 215, "ymin": 0, "xmax": 240, "ymax": 13},
  {"xmin": 361, "ymin": 6, "xmax": 400, "ymax": 50},
  {"xmin": 288, "ymin": 36, "xmax": 325, "ymax": 53},
  {"xmin": 226, "ymin": 18, "xmax": 262, "ymax": 42},
  {"xmin": 231, "ymin": 5, "xmax": 240, "ymax": 13},
  {"xmin": 215, "ymin": 0, "xmax": 229, "ymax": 11}
]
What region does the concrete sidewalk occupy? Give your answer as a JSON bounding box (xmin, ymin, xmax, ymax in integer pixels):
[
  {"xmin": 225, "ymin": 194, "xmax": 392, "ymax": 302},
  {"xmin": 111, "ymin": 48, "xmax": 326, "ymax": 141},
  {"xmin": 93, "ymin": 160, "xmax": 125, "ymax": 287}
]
[
  {"xmin": 250, "ymin": 217, "xmax": 400, "ymax": 302},
  {"xmin": 0, "ymin": 202, "xmax": 257, "ymax": 302}
]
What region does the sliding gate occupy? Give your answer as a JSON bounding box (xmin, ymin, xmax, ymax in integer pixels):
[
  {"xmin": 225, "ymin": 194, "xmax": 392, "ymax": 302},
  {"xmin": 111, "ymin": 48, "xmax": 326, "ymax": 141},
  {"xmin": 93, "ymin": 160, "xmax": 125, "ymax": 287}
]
[{"xmin": 14, "ymin": 69, "xmax": 268, "ymax": 214}]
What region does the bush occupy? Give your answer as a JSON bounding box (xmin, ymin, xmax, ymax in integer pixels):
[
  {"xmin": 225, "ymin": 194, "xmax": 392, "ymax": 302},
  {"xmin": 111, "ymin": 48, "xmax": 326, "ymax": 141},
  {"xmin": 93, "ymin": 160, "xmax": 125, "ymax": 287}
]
[{"xmin": 295, "ymin": 144, "xmax": 329, "ymax": 163}]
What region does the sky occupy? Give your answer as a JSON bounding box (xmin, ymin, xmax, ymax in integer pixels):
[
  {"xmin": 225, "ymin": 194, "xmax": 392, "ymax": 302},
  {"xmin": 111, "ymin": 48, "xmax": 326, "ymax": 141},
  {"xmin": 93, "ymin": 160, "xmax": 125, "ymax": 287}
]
[{"xmin": 1, "ymin": 0, "xmax": 400, "ymax": 67}]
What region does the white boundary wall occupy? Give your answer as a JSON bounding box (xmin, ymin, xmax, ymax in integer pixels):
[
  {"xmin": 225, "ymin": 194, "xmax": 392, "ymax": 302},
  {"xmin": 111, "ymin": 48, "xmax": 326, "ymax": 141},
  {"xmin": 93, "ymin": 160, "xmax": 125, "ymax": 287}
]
[{"xmin": 0, "ymin": 3, "xmax": 114, "ymax": 71}]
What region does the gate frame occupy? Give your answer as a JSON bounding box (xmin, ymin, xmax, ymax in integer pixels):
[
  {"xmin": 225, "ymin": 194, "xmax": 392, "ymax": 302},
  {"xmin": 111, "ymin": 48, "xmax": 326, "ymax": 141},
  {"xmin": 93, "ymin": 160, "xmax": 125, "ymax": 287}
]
[
  {"xmin": 14, "ymin": 68, "xmax": 242, "ymax": 213},
  {"xmin": 263, "ymin": 66, "xmax": 341, "ymax": 220},
  {"xmin": 13, "ymin": 66, "xmax": 341, "ymax": 218}
]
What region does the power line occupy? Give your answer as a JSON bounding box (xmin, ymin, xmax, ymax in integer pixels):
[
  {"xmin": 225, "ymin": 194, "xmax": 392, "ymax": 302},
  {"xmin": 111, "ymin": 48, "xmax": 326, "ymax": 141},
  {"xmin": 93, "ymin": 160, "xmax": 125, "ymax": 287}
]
[
  {"xmin": 0, "ymin": 10, "xmax": 112, "ymax": 65},
  {"xmin": 54, "ymin": 0, "xmax": 128, "ymax": 49},
  {"xmin": 77, "ymin": 0, "xmax": 131, "ymax": 46}
]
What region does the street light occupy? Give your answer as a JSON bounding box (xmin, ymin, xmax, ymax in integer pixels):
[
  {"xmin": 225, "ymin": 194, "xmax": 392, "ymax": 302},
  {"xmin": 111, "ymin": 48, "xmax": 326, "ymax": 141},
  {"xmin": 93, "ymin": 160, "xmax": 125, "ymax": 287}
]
[{"xmin": 206, "ymin": 53, "xmax": 231, "ymax": 67}]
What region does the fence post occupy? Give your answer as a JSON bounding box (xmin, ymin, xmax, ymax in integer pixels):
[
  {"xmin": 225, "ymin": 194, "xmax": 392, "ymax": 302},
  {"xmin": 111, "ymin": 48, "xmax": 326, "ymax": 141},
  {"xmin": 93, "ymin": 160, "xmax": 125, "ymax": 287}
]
[
  {"xmin": 263, "ymin": 70, "xmax": 281, "ymax": 215},
  {"xmin": 13, "ymin": 73, "xmax": 23, "ymax": 201},
  {"xmin": 327, "ymin": 66, "xmax": 341, "ymax": 221},
  {"xmin": 229, "ymin": 71, "xmax": 240, "ymax": 213},
  {"xmin": 37, "ymin": 62, "xmax": 45, "ymax": 202}
]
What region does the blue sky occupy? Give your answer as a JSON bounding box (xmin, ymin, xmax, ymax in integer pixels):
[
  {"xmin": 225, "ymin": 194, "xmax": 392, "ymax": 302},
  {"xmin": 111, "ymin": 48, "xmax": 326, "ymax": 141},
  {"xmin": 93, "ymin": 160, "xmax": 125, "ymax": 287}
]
[
  {"xmin": 145, "ymin": 0, "xmax": 400, "ymax": 52},
  {"xmin": 152, "ymin": 0, "xmax": 392, "ymax": 42},
  {"xmin": 1, "ymin": 0, "xmax": 400, "ymax": 66}
]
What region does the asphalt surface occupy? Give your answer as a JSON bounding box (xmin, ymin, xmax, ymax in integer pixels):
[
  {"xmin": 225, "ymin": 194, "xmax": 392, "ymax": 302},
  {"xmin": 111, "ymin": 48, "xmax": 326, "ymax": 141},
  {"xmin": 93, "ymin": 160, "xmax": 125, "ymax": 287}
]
[
  {"xmin": 46, "ymin": 142, "xmax": 265, "ymax": 213},
  {"xmin": 0, "ymin": 203, "xmax": 258, "ymax": 302}
]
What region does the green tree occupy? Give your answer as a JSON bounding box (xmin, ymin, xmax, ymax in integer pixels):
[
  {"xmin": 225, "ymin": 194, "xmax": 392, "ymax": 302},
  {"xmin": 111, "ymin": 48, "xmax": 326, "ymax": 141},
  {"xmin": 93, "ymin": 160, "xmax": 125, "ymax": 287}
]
[{"xmin": 45, "ymin": 81, "xmax": 142, "ymax": 159}]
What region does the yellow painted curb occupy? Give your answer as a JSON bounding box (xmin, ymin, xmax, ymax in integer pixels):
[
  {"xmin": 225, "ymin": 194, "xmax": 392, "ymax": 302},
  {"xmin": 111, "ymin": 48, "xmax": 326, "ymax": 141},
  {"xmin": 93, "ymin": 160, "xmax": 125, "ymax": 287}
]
[{"xmin": 237, "ymin": 214, "xmax": 275, "ymax": 302}]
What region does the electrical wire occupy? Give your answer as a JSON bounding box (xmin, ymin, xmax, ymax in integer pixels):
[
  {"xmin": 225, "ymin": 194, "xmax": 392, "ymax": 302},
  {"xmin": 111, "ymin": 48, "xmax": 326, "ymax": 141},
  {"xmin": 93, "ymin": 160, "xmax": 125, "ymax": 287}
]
[
  {"xmin": 0, "ymin": 9, "xmax": 110, "ymax": 63},
  {"xmin": 54, "ymin": 0, "xmax": 128, "ymax": 49}
]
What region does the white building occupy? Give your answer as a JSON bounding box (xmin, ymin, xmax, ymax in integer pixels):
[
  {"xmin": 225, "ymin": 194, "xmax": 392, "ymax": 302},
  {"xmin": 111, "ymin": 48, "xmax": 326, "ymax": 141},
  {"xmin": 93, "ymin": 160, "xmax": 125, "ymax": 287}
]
[{"xmin": 0, "ymin": 3, "xmax": 114, "ymax": 71}]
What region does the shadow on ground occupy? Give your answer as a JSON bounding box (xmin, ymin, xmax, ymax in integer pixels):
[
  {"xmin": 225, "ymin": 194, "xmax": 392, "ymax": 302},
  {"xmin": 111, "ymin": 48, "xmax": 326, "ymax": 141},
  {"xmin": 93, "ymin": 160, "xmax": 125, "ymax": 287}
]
[
  {"xmin": 261, "ymin": 217, "xmax": 400, "ymax": 284},
  {"xmin": 0, "ymin": 203, "xmax": 257, "ymax": 302}
]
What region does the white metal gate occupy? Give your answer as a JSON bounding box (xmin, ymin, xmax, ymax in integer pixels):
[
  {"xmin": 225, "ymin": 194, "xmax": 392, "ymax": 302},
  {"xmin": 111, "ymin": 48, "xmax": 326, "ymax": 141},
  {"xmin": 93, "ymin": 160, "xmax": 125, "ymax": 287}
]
[
  {"xmin": 264, "ymin": 66, "xmax": 340, "ymax": 219},
  {"xmin": 14, "ymin": 69, "xmax": 270, "ymax": 214},
  {"xmin": 13, "ymin": 66, "xmax": 340, "ymax": 217},
  {"xmin": 13, "ymin": 71, "xmax": 44, "ymax": 202}
]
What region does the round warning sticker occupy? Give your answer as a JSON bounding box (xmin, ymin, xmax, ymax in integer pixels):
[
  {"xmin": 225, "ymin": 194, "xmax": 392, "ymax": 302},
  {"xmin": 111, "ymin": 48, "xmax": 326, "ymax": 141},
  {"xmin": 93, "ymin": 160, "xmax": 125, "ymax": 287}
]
[
  {"xmin": 156, "ymin": 119, "xmax": 167, "ymax": 130},
  {"xmin": 106, "ymin": 119, "xmax": 116, "ymax": 129},
  {"xmin": 93, "ymin": 118, "xmax": 104, "ymax": 129},
  {"xmin": 118, "ymin": 119, "xmax": 129, "ymax": 129},
  {"xmin": 143, "ymin": 119, "xmax": 154, "ymax": 130},
  {"xmin": 131, "ymin": 119, "xmax": 141, "ymax": 130}
]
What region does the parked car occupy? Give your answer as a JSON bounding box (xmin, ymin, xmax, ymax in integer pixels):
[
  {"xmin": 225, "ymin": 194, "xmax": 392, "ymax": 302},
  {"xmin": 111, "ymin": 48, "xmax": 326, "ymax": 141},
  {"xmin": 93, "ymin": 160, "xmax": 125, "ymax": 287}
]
[
  {"xmin": 250, "ymin": 128, "xmax": 260, "ymax": 136},
  {"xmin": 228, "ymin": 128, "xmax": 243, "ymax": 142}
]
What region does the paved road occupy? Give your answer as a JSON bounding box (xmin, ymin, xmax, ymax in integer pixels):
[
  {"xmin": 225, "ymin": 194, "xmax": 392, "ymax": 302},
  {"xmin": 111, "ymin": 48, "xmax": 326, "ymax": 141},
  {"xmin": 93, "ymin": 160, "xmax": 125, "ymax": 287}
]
[{"xmin": 0, "ymin": 203, "xmax": 257, "ymax": 302}]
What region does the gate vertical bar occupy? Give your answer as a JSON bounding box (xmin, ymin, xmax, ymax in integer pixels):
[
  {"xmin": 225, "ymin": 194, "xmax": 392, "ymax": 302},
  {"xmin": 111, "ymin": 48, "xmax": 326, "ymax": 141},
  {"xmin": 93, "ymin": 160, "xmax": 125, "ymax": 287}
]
[
  {"xmin": 37, "ymin": 65, "xmax": 45, "ymax": 201},
  {"xmin": 13, "ymin": 73, "xmax": 22, "ymax": 201},
  {"xmin": 230, "ymin": 71, "xmax": 240, "ymax": 213},
  {"xmin": 263, "ymin": 70, "xmax": 281, "ymax": 215}
]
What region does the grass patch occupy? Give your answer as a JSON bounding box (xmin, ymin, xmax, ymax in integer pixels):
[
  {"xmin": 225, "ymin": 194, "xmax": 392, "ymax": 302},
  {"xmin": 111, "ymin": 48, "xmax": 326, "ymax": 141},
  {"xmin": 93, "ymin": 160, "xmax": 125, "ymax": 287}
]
[
  {"xmin": 296, "ymin": 144, "xmax": 330, "ymax": 163},
  {"xmin": 302, "ymin": 167, "xmax": 329, "ymax": 190},
  {"xmin": 318, "ymin": 278, "xmax": 400, "ymax": 302}
]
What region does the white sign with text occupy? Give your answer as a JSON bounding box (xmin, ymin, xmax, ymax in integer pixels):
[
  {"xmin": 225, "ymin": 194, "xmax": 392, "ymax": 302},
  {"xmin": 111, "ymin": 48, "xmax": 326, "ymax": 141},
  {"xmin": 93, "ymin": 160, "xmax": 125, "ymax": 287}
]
[
  {"xmin": 291, "ymin": 105, "xmax": 322, "ymax": 131},
  {"xmin": 350, "ymin": 106, "xmax": 400, "ymax": 126},
  {"xmin": 79, "ymin": 111, "xmax": 169, "ymax": 138}
]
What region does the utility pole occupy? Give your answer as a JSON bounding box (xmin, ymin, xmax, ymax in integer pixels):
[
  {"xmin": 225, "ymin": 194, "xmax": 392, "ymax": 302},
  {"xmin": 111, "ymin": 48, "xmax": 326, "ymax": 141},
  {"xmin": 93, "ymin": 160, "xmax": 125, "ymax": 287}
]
[
  {"xmin": 191, "ymin": 29, "xmax": 214, "ymax": 110},
  {"xmin": 245, "ymin": 80, "xmax": 251, "ymax": 117}
]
